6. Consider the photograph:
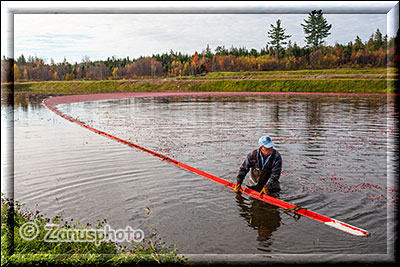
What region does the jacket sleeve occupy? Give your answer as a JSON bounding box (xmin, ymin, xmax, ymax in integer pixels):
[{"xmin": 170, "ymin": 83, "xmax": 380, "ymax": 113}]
[
  {"xmin": 266, "ymin": 153, "xmax": 282, "ymax": 189},
  {"xmin": 236, "ymin": 152, "xmax": 255, "ymax": 184}
]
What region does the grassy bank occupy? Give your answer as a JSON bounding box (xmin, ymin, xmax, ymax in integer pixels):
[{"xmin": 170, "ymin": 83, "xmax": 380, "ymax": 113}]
[
  {"xmin": 6, "ymin": 68, "xmax": 398, "ymax": 95},
  {"xmin": 1, "ymin": 193, "xmax": 187, "ymax": 266},
  {"xmin": 10, "ymin": 78, "xmax": 395, "ymax": 95},
  {"xmin": 187, "ymin": 79, "xmax": 392, "ymax": 94},
  {"xmin": 203, "ymin": 67, "xmax": 394, "ymax": 78}
]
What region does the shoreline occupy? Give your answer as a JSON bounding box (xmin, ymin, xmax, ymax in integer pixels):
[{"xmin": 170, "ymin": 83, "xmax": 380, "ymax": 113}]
[
  {"xmin": 10, "ymin": 79, "xmax": 394, "ymax": 95},
  {"xmin": 3, "ymin": 67, "xmax": 397, "ymax": 95}
]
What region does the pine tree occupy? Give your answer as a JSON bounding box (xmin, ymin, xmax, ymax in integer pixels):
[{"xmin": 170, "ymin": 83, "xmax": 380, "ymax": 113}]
[
  {"xmin": 354, "ymin": 36, "xmax": 364, "ymax": 51},
  {"xmin": 301, "ymin": 10, "xmax": 332, "ymax": 51},
  {"xmin": 373, "ymin": 28, "xmax": 383, "ymax": 51},
  {"xmin": 267, "ymin": 19, "xmax": 291, "ymax": 59},
  {"xmin": 202, "ymin": 44, "xmax": 213, "ymax": 59},
  {"xmin": 17, "ymin": 54, "xmax": 26, "ymax": 65}
]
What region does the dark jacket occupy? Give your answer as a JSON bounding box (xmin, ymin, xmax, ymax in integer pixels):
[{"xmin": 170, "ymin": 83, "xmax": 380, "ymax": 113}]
[{"xmin": 236, "ymin": 148, "xmax": 282, "ymax": 192}]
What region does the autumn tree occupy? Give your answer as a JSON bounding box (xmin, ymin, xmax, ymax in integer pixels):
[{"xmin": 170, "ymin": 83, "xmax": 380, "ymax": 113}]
[
  {"xmin": 14, "ymin": 64, "xmax": 21, "ymax": 80},
  {"xmin": 150, "ymin": 58, "xmax": 158, "ymax": 78},
  {"xmin": 65, "ymin": 73, "xmax": 73, "ymax": 81},
  {"xmin": 301, "ymin": 10, "xmax": 332, "ymax": 51},
  {"xmin": 23, "ymin": 67, "xmax": 28, "ymax": 80},
  {"xmin": 267, "ymin": 19, "xmax": 291, "ymax": 59},
  {"xmin": 112, "ymin": 67, "xmax": 118, "ymax": 79}
]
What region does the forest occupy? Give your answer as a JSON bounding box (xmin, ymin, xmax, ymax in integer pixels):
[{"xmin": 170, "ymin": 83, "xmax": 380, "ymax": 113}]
[{"xmin": 1, "ymin": 10, "xmax": 399, "ymax": 84}]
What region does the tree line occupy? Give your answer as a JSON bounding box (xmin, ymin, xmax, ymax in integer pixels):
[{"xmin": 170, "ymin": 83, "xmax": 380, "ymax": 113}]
[{"xmin": 1, "ymin": 10, "xmax": 398, "ymax": 83}]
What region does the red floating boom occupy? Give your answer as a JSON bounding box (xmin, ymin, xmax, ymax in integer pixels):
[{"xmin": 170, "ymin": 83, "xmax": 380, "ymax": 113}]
[{"xmin": 43, "ymin": 96, "xmax": 369, "ymax": 237}]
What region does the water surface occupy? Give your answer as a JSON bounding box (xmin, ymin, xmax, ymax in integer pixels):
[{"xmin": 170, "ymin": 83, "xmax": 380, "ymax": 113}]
[{"xmin": 5, "ymin": 93, "xmax": 399, "ymax": 259}]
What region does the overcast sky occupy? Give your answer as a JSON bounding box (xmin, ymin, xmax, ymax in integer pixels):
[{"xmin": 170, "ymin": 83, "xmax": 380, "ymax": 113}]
[{"xmin": 2, "ymin": 1, "xmax": 399, "ymax": 63}]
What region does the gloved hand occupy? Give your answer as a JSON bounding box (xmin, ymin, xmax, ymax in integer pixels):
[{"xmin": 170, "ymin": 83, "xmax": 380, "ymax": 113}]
[
  {"xmin": 234, "ymin": 183, "xmax": 242, "ymax": 193},
  {"xmin": 259, "ymin": 187, "xmax": 269, "ymax": 197}
]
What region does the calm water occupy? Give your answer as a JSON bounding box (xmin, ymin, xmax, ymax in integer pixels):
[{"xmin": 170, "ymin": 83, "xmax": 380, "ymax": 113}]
[{"xmin": 3, "ymin": 93, "xmax": 399, "ymax": 260}]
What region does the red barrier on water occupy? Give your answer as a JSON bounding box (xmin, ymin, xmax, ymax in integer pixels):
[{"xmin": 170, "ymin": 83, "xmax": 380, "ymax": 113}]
[{"xmin": 43, "ymin": 91, "xmax": 370, "ymax": 237}]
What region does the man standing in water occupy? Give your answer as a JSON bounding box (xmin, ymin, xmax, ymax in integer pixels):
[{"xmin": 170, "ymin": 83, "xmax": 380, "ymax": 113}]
[{"xmin": 234, "ymin": 136, "xmax": 282, "ymax": 196}]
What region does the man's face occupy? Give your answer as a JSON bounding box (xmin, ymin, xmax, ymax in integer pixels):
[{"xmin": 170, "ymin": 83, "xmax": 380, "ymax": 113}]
[{"xmin": 260, "ymin": 145, "xmax": 273, "ymax": 156}]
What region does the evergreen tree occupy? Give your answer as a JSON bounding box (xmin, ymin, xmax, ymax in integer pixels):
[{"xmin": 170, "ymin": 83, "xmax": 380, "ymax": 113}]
[
  {"xmin": 301, "ymin": 10, "xmax": 332, "ymax": 51},
  {"xmin": 267, "ymin": 19, "xmax": 291, "ymax": 59},
  {"xmin": 16, "ymin": 54, "xmax": 26, "ymax": 65},
  {"xmin": 202, "ymin": 44, "xmax": 213, "ymax": 58},
  {"xmin": 373, "ymin": 28, "xmax": 383, "ymax": 50},
  {"xmin": 354, "ymin": 36, "xmax": 364, "ymax": 51},
  {"xmin": 249, "ymin": 48, "xmax": 259, "ymax": 57},
  {"xmin": 215, "ymin": 45, "xmax": 228, "ymax": 56}
]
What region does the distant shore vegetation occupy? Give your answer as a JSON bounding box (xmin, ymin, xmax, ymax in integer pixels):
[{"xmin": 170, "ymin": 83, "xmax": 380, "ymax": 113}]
[{"xmin": 1, "ymin": 27, "xmax": 397, "ymax": 83}]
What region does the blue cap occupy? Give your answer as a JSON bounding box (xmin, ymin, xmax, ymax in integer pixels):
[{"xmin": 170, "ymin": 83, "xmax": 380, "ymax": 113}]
[{"xmin": 259, "ymin": 136, "xmax": 275, "ymax": 148}]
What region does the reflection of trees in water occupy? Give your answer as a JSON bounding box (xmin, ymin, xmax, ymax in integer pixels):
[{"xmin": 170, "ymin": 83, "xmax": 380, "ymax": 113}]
[
  {"xmin": 301, "ymin": 94, "xmax": 390, "ymax": 161},
  {"xmin": 302, "ymin": 94, "xmax": 389, "ymax": 126},
  {"xmin": 1, "ymin": 84, "xmax": 13, "ymax": 107},
  {"xmin": 2, "ymin": 91, "xmax": 51, "ymax": 111},
  {"xmin": 235, "ymin": 194, "xmax": 281, "ymax": 242}
]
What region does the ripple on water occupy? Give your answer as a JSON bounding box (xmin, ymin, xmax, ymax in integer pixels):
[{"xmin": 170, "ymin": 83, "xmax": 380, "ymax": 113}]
[{"xmin": 10, "ymin": 94, "xmax": 396, "ymax": 255}]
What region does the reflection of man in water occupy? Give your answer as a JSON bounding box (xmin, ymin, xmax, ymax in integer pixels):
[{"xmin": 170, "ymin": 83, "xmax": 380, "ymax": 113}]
[
  {"xmin": 234, "ymin": 136, "xmax": 282, "ymax": 196},
  {"xmin": 235, "ymin": 194, "xmax": 281, "ymax": 242}
]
